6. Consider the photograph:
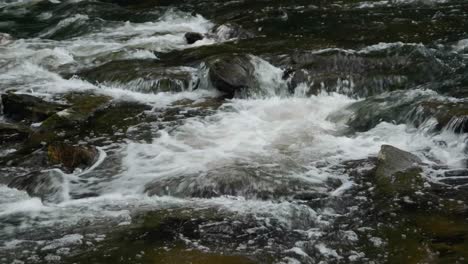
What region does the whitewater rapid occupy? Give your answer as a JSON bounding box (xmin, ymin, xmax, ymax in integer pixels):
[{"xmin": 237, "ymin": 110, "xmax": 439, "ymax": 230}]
[{"xmin": 1, "ymin": 1, "xmax": 468, "ymax": 263}]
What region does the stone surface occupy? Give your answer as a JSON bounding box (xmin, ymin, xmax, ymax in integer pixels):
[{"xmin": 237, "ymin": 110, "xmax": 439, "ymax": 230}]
[
  {"xmin": 374, "ymin": 145, "xmax": 424, "ymax": 195},
  {"xmin": 207, "ymin": 54, "xmax": 255, "ymax": 97}
]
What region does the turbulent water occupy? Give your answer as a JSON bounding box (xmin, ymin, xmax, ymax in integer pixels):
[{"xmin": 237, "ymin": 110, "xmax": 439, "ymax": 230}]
[{"xmin": 0, "ymin": 0, "xmax": 468, "ymax": 263}]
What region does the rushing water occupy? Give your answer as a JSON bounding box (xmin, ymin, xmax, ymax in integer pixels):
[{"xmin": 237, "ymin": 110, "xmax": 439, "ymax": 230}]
[{"xmin": 0, "ymin": 0, "xmax": 468, "ymax": 263}]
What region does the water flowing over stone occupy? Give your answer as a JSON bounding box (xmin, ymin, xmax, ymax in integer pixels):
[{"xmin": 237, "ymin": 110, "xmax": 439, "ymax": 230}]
[{"xmin": 0, "ymin": 0, "xmax": 468, "ymax": 263}]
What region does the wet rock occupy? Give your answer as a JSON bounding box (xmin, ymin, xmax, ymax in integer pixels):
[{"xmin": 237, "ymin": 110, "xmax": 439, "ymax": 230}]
[
  {"xmin": 214, "ymin": 23, "xmax": 254, "ymax": 40},
  {"xmin": 77, "ymin": 61, "xmax": 197, "ymax": 93},
  {"xmin": 207, "ymin": 54, "xmax": 255, "ymax": 97},
  {"xmin": 0, "ymin": 123, "xmax": 31, "ymax": 143},
  {"xmin": 8, "ymin": 170, "xmax": 66, "ymax": 203},
  {"xmin": 28, "ymin": 93, "xmax": 112, "ymax": 146},
  {"xmin": 184, "ymin": 32, "xmax": 204, "ymax": 44},
  {"xmin": 283, "ymin": 45, "xmax": 457, "ymax": 97},
  {"xmin": 1, "ymin": 93, "xmax": 68, "ymax": 123},
  {"xmin": 374, "ymin": 145, "xmax": 424, "ymax": 196},
  {"xmin": 417, "ymin": 101, "xmax": 468, "ymax": 133},
  {"xmin": 75, "ymin": 101, "xmax": 155, "ymax": 143},
  {"xmin": 64, "ymin": 208, "xmax": 258, "ymax": 264},
  {"xmin": 144, "ymin": 166, "xmax": 321, "ymax": 199},
  {"xmin": 0, "ymin": 33, "xmax": 13, "ymax": 45},
  {"xmin": 48, "ymin": 143, "xmax": 98, "ymax": 172},
  {"xmin": 327, "ymin": 89, "xmax": 451, "ymax": 133}
]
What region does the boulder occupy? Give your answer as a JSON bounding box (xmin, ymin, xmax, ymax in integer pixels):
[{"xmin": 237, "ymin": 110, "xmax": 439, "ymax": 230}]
[
  {"xmin": 207, "ymin": 54, "xmax": 255, "ymax": 97},
  {"xmin": 374, "ymin": 145, "xmax": 424, "ymax": 196},
  {"xmin": 184, "ymin": 32, "xmax": 204, "ymax": 44},
  {"xmin": 48, "ymin": 143, "xmax": 98, "ymax": 172},
  {"xmin": 1, "ymin": 93, "xmax": 67, "ymax": 122},
  {"xmin": 8, "ymin": 170, "xmax": 66, "ymax": 203}
]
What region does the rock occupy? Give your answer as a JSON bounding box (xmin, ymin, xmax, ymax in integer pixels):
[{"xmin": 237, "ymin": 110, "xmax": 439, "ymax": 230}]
[
  {"xmin": 1, "ymin": 93, "xmax": 68, "ymax": 123},
  {"xmin": 144, "ymin": 165, "xmax": 320, "ymax": 199},
  {"xmin": 28, "ymin": 93, "xmax": 112, "ymax": 146},
  {"xmin": 0, "ymin": 33, "xmax": 13, "ymax": 45},
  {"xmin": 283, "ymin": 45, "xmax": 455, "ymax": 97},
  {"xmin": 48, "ymin": 143, "xmax": 98, "ymax": 172},
  {"xmin": 77, "ymin": 61, "xmax": 197, "ymax": 93},
  {"xmin": 184, "ymin": 32, "xmax": 204, "ymax": 44},
  {"xmin": 83, "ymin": 101, "xmax": 152, "ymax": 138},
  {"xmin": 214, "ymin": 23, "xmax": 254, "ymax": 41},
  {"xmin": 417, "ymin": 101, "xmax": 468, "ymax": 133},
  {"xmin": 207, "ymin": 54, "xmax": 255, "ymax": 97},
  {"xmin": 374, "ymin": 145, "xmax": 424, "ymax": 196},
  {"xmin": 0, "ymin": 123, "xmax": 31, "ymax": 143},
  {"xmin": 8, "ymin": 170, "xmax": 66, "ymax": 203}
]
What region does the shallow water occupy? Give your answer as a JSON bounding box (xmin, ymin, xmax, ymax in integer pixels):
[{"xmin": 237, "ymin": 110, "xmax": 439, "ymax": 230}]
[{"xmin": 0, "ymin": 0, "xmax": 467, "ymax": 263}]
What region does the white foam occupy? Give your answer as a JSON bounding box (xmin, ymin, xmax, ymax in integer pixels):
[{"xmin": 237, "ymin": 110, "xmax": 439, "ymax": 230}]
[
  {"xmin": 115, "ymin": 93, "xmax": 356, "ymax": 194},
  {"xmin": 39, "ymin": 14, "xmax": 89, "ymax": 38},
  {"xmin": 454, "ymin": 39, "xmax": 468, "ymax": 53}
]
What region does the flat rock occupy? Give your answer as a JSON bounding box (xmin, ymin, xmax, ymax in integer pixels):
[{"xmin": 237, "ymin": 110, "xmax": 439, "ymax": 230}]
[{"xmin": 1, "ymin": 93, "xmax": 67, "ymax": 123}]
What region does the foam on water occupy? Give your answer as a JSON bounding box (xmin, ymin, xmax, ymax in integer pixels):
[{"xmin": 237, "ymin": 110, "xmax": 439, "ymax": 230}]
[
  {"xmin": 0, "ymin": 3, "xmax": 466, "ymax": 258},
  {"xmin": 0, "ymin": 9, "xmax": 219, "ymax": 95}
]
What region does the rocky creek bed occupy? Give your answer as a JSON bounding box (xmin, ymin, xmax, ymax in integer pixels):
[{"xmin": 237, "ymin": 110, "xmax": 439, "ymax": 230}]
[{"xmin": 0, "ymin": 0, "xmax": 468, "ymax": 263}]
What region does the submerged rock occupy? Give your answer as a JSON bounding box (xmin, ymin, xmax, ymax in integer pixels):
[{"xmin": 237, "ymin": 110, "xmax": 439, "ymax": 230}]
[
  {"xmin": 77, "ymin": 61, "xmax": 197, "ymax": 93},
  {"xmin": 8, "ymin": 170, "xmax": 66, "ymax": 203},
  {"xmin": 374, "ymin": 145, "xmax": 424, "ymax": 196},
  {"xmin": 185, "ymin": 32, "xmax": 204, "ymax": 44},
  {"xmin": 1, "ymin": 93, "xmax": 67, "ymax": 123},
  {"xmin": 207, "ymin": 54, "xmax": 255, "ymax": 97},
  {"xmin": 48, "ymin": 143, "xmax": 98, "ymax": 172},
  {"xmin": 144, "ymin": 165, "xmax": 324, "ymax": 199}
]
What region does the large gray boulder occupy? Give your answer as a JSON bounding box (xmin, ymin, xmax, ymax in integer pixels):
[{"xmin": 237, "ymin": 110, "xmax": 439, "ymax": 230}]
[
  {"xmin": 374, "ymin": 145, "xmax": 424, "ymax": 195},
  {"xmin": 207, "ymin": 55, "xmax": 256, "ymax": 98}
]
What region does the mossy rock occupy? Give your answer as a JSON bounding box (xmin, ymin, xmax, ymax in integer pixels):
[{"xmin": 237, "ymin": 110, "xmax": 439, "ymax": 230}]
[
  {"xmin": 27, "ymin": 93, "xmax": 112, "ymax": 147},
  {"xmin": 48, "ymin": 143, "xmax": 98, "ymax": 172},
  {"xmin": 374, "ymin": 145, "xmax": 424, "ymax": 196},
  {"xmin": 83, "ymin": 101, "xmax": 152, "ymax": 137}
]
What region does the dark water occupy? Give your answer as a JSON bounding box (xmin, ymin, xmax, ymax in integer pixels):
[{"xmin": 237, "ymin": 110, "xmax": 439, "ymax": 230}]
[{"xmin": 0, "ymin": 0, "xmax": 467, "ymax": 263}]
